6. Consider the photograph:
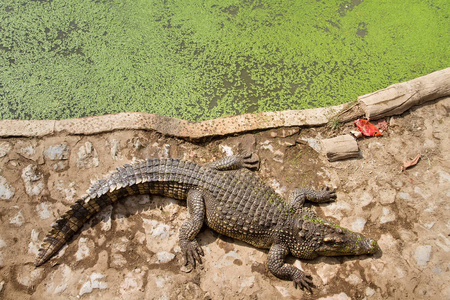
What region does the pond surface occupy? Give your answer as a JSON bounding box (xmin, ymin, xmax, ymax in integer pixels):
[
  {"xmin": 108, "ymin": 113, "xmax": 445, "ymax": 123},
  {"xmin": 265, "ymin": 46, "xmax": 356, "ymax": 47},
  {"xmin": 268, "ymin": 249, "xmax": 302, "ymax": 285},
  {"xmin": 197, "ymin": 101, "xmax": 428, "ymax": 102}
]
[{"xmin": 1, "ymin": 0, "xmax": 449, "ymax": 121}]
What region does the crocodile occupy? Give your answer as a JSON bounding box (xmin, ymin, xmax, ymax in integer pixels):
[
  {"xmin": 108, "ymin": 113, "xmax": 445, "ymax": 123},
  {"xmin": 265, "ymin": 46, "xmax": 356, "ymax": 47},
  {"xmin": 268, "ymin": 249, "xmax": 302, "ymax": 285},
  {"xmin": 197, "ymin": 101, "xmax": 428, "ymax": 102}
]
[{"xmin": 35, "ymin": 153, "xmax": 379, "ymax": 291}]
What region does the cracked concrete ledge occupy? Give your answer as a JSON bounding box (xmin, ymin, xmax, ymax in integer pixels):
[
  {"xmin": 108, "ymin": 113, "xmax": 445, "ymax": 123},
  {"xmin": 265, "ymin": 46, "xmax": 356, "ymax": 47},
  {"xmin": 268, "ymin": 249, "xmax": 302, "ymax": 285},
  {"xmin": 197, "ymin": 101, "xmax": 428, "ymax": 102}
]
[
  {"xmin": 1, "ymin": 68, "xmax": 448, "ymax": 139},
  {"xmin": 0, "ymin": 105, "xmax": 345, "ymax": 139}
]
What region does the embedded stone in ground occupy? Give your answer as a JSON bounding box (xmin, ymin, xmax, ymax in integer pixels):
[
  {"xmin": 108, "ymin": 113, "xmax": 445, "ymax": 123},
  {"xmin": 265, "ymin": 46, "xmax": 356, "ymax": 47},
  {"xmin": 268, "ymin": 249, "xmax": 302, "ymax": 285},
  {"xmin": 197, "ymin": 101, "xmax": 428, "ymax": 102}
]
[
  {"xmin": 156, "ymin": 251, "xmax": 175, "ymax": 264},
  {"xmin": 0, "ymin": 175, "xmax": 15, "ymax": 200},
  {"xmin": 0, "ymin": 142, "xmax": 12, "ymax": 158},
  {"xmin": 9, "ymin": 211, "xmax": 25, "ymax": 227},
  {"xmin": 413, "ymin": 245, "xmax": 432, "ymax": 267},
  {"xmin": 44, "ymin": 144, "xmax": 70, "ymax": 160},
  {"xmin": 21, "ymin": 164, "xmax": 44, "ymax": 196},
  {"xmin": 77, "ymin": 142, "xmax": 99, "ymax": 169},
  {"xmin": 79, "ymin": 273, "xmax": 108, "ymax": 296}
]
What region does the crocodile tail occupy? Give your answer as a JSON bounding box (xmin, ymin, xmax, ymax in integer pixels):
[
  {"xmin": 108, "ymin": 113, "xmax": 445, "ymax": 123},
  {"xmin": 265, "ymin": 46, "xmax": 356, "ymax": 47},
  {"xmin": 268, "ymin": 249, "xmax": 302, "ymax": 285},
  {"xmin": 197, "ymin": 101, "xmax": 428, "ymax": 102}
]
[
  {"xmin": 34, "ymin": 160, "xmax": 156, "ymax": 267},
  {"xmin": 34, "ymin": 197, "xmax": 100, "ymax": 266},
  {"xmin": 34, "ymin": 158, "xmax": 200, "ymax": 266}
]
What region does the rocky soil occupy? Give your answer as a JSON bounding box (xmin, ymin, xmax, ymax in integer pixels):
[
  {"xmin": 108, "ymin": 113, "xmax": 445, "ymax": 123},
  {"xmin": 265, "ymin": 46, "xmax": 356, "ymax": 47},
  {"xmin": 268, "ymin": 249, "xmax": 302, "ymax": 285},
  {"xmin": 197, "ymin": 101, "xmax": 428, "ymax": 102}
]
[{"xmin": 0, "ymin": 98, "xmax": 449, "ymax": 299}]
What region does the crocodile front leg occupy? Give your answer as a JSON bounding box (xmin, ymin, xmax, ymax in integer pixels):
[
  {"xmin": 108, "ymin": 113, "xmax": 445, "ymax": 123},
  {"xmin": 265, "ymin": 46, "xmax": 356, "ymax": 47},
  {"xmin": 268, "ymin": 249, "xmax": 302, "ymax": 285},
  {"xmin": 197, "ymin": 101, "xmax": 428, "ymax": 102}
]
[
  {"xmin": 205, "ymin": 152, "xmax": 259, "ymax": 171},
  {"xmin": 179, "ymin": 189, "xmax": 205, "ymax": 268},
  {"xmin": 288, "ymin": 187, "xmax": 336, "ymax": 211},
  {"xmin": 267, "ymin": 243, "xmax": 313, "ymax": 292}
]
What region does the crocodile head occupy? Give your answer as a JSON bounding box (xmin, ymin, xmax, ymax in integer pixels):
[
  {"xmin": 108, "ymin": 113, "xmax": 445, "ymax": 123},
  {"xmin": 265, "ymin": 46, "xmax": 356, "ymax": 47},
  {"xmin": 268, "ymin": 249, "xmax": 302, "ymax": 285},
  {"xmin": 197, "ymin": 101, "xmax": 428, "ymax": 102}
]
[
  {"xmin": 313, "ymin": 227, "xmax": 379, "ymax": 257},
  {"xmin": 290, "ymin": 213, "xmax": 380, "ymax": 259}
]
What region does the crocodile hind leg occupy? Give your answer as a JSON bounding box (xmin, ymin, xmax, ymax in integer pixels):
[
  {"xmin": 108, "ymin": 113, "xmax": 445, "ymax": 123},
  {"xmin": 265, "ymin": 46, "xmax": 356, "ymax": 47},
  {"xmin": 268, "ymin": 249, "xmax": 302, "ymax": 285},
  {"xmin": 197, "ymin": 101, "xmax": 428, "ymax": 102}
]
[
  {"xmin": 288, "ymin": 187, "xmax": 336, "ymax": 211},
  {"xmin": 179, "ymin": 188, "xmax": 206, "ymax": 268},
  {"xmin": 205, "ymin": 152, "xmax": 260, "ymax": 171}
]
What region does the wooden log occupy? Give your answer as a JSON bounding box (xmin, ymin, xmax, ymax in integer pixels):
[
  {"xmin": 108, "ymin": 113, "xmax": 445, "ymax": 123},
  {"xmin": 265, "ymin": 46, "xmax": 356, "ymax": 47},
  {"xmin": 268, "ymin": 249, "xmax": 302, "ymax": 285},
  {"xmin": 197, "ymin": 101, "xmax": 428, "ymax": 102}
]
[
  {"xmin": 321, "ymin": 135, "xmax": 359, "ymax": 162},
  {"xmin": 358, "ymin": 67, "xmax": 450, "ymax": 120}
]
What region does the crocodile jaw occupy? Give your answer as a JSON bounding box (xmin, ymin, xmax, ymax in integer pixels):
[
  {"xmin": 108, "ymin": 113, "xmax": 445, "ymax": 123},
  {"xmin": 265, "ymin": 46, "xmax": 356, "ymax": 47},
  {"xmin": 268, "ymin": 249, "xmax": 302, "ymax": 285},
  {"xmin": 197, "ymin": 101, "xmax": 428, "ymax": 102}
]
[{"xmin": 315, "ymin": 231, "xmax": 380, "ymax": 257}]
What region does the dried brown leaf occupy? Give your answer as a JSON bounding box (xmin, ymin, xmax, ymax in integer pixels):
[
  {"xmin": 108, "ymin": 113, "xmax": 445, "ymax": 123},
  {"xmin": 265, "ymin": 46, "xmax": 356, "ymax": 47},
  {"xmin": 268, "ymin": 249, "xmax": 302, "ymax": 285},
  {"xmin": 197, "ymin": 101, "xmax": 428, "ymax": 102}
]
[
  {"xmin": 377, "ymin": 120, "xmax": 389, "ymax": 131},
  {"xmin": 402, "ymin": 154, "xmax": 421, "ymax": 172}
]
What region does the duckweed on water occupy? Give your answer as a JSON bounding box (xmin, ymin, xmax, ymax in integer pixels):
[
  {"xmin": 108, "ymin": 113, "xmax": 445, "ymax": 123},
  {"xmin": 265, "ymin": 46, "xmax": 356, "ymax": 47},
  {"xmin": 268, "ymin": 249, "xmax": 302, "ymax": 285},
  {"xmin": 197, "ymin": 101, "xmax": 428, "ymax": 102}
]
[{"xmin": 0, "ymin": 0, "xmax": 449, "ymax": 121}]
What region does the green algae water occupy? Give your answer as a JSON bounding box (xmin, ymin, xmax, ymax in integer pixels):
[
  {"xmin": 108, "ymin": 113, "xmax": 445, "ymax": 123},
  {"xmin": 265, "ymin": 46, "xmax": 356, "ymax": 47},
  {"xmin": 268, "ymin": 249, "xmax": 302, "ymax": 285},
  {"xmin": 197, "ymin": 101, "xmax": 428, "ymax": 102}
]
[{"xmin": 1, "ymin": 0, "xmax": 449, "ymax": 121}]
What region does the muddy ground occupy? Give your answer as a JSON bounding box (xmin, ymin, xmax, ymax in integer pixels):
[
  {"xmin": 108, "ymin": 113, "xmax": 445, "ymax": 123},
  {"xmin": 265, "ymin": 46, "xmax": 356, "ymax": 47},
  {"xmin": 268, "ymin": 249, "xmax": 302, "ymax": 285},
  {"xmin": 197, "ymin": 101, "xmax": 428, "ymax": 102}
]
[{"xmin": 0, "ymin": 98, "xmax": 449, "ymax": 299}]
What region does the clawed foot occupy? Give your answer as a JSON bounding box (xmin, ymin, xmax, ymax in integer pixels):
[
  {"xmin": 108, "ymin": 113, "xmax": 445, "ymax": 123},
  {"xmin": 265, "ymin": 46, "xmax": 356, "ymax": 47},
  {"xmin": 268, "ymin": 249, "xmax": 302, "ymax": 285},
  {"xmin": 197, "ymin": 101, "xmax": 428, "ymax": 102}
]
[
  {"xmin": 181, "ymin": 239, "xmax": 204, "ymax": 269},
  {"xmin": 293, "ymin": 272, "xmax": 314, "ymax": 293},
  {"xmin": 239, "ymin": 152, "xmax": 260, "ymax": 171},
  {"xmin": 318, "ymin": 186, "xmax": 336, "ymax": 203}
]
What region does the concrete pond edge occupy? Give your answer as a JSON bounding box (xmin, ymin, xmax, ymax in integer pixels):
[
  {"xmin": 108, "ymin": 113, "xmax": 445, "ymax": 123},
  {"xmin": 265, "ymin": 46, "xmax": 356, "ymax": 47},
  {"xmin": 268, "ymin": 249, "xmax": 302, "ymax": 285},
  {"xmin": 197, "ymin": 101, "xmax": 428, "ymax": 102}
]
[{"xmin": 1, "ymin": 68, "xmax": 448, "ymax": 140}]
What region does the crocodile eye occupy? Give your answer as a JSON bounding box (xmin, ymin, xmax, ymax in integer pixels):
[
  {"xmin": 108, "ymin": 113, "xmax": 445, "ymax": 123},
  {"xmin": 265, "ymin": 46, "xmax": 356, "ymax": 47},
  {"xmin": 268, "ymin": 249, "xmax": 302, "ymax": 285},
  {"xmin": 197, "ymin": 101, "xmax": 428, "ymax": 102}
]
[{"xmin": 324, "ymin": 235, "xmax": 343, "ymax": 243}]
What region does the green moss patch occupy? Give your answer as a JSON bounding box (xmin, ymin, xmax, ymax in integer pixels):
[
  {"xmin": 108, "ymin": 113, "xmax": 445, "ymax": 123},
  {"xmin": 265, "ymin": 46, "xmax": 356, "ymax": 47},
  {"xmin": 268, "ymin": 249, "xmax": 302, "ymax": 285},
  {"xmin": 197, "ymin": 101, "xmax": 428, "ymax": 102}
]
[{"xmin": 1, "ymin": 0, "xmax": 448, "ymax": 120}]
